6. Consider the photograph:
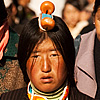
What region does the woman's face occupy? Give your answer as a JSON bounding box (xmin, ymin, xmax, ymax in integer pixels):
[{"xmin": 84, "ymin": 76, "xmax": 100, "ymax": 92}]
[
  {"xmin": 87, "ymin": 0, "xmax": 95, "ymax": 4},
  {"xmin": 26, "ymin": 37, "xmax": 67, "ymax": 92},
  {"xmin": 18, "ymin": 0, "xmax": 30, "ymax": 7},
  {"xmin": 95, "ymin": 7, "xmax": 100, "ymax": 40},
  {"xmin": 63, "ymin": 3, "xmax": 80, "ymax": 28}
]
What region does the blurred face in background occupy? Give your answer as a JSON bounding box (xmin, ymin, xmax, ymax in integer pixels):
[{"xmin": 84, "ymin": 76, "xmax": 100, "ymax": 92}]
[
  {"xmin": 18, "ymin": 0, "xmax": 30, "ymax": 7},
  {"xmin": 80, "ymin": 10, "xmax": 92, "ymax": 21},
  {"xmin": 87, "ymin": 0, "xmax": 95, "ymax": 4},
  {"xmin": 63, "ymin": 3, "xmax": 80, "ymax": 28}
]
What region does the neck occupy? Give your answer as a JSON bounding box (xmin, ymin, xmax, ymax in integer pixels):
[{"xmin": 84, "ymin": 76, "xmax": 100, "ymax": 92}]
[
  {"xmin": 67, "ymin": 24, "xmax": 75, "ymax": 31},
  {"xmin": 30, "ymin": 81, "xmax": 66, "ymax": 99},
  {"xmin": 27, "ymin": 81, "xmax": 69, "ymax": 100}
]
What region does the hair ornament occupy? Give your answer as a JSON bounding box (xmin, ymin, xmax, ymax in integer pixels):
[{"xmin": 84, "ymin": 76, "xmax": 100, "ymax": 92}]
[{"xmin": 39, "ymin": 1, "xmax": 55, "ymax": 31}]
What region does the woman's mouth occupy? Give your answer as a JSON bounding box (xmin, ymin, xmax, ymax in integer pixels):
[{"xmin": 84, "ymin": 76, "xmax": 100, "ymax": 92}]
[{"xmin": 40, "ymin": 76, "xmax": 53, "ymax": 83}]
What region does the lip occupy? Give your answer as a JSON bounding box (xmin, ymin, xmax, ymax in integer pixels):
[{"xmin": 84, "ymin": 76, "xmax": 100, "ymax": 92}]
[{"xmin": 40, "ymin": 76, "xmax": 53, "ymax": 83}]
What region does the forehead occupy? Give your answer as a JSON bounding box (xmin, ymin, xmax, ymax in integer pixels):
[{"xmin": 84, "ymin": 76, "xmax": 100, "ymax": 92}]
[
  {"xmin": 33, "ymin": 38, "xmax": 56, "ymax": 51},
  {"xmin": 65, "ymin": 3, "xmax": 79, "ymax": 11}
]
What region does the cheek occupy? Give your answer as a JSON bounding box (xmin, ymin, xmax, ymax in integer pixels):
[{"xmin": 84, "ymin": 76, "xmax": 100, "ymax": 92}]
[
  {"xmin": 26, "ymin": 58, "xmax": 41, "ymax": 79},
  {"xmin": 59, "ymin": 61, "xmax": 67, "ymax": 75},
  {"xmin": 56, "ymin": 58, "xmax": 67, "ymax": 78},
  {"xmin": 74, "ymin": 14, "xmax": 79, "ymax": 21},
  {"xmin": 63, "ymin": 11, "xmax": 69, "ymax": 19},
  {"xmin": 26, "ymin": 58, "xmax": 33, "ymax": 78}
]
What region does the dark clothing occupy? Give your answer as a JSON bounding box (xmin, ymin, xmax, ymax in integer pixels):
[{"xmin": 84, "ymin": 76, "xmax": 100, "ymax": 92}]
[
  {"xmin": 74, "ymin": 34, "xmax": 81, "ymax": 56},
  {"xmin": 94, "ymin": 35, "xmax": 100, "ymax": 100},
  {"xmin": 80, "ymin": 23, "xmax": 95, "ymax": 35},
  {"xmin": 0, "ymin": 86, "xmax": 94, "ymax": 100},
  {"xmin": 69, "ymin": 87, "xmax": 94, "ymax": 100}
]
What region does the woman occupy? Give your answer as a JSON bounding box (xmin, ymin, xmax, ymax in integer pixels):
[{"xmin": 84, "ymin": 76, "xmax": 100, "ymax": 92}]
[
  {"xmin": 74, "ymin": 0, "xmax": 100, "ymax": 99},
  {"xmin": 0, "ymin": 0, "xmax": 25, "ymax": 96},
  {"xmin": 1, "ymin": 1, "xmax": 94, "ymax": 100},
  {"xmin": 7, "ymin": 0, "xmax": 36, "ymax": 34},
  {"xmin": 62, "ymin": 0, "xmax": 91, "ymax": 56},
  {"xmin": 62, "ymin": 0, "xmax": 90, "ymax": 39}
]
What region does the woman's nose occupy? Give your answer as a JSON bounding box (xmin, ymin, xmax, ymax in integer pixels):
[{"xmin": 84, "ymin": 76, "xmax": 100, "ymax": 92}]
[{"xmin": 41, "ymin": 56, "xmax": 51, "ymax": 73}]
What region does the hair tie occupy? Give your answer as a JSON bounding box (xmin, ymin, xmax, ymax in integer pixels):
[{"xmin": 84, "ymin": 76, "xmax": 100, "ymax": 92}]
[{"xmin": 39, "ymin": 1, "xmax": 55, "ymax": 31}]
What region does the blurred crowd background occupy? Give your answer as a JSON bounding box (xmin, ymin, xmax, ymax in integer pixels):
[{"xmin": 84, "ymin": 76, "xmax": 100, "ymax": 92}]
[{"xmin": 3, "ymin": 0, "xmax": 95, "ymax": 38}]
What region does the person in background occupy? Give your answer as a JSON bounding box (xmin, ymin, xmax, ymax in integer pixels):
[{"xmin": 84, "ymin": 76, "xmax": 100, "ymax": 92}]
[
  {"xmin": 62, "ymin": 0, "xmax": 91, "ymax": 56},
  {"xmin": 78, "ymin": 0, "xmax": 88, "ymax": 10},
  {"xmin": 79, "ymin": 3, "xmax": 95, "ymax": 35},
  {"xmin": 79, "ymin": 0, "xmax": 95, "ymax": 35},
  {"xmin": 62, "ymin": 0, "xmax": 90, "ymax": 39},
  {"xmin": 0, "ymin": 0, "xmax": 26, "ymax": 96},
  {"xmin": 84, "ymin": 0, "xmax": 95, "ymax": 24},
  {"xmin": 87, "ymin": 0, "xmax": 95, "ymax": 6},
  {"xmin": 74, "ymin": 0, "xmax": 100, "ymax": 99},
  {"xmin": 80, "ymin": 5, "xmax": 93, "ymax": 24},
  {"xmin": 0, "ymin": 1, "xmax": 94, "ymax": 100},
  {"xmin": 7, "ymin": 0, "xmax": 36, "ymax": 34}
]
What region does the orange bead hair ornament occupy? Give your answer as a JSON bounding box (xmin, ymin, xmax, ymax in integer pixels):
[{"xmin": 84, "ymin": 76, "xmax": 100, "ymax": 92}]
[
  {"xmin": 40, "ymin": 1, "xmax": 55, "ymax": 14},
  {"xmin": 39, "ymin": 1, "xmax": 55, "ymax": 31}
]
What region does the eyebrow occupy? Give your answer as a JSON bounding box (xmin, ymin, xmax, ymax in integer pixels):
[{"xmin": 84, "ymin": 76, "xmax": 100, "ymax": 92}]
[{"xmin": 32, "ymin": 49, "xmax": 57, "ymax": 53}]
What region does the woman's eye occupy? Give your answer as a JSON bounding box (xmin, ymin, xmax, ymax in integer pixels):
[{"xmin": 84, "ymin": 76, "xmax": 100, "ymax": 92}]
[
  {"xmin": 51, "ymin": 54, "xmax": 59, "ymax": 57},
  {"xmin": 32, "ymin": 55, "xmax": 39, "ymax": 58}
]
